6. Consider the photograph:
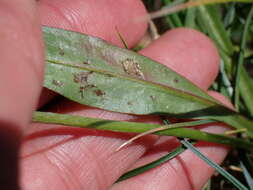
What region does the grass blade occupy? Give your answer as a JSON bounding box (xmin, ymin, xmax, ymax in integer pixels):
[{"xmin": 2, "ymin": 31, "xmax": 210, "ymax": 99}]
[
  {"xmin": 116, "ymin": 120, "xmax": 213, "ymax": 151},
  {"xmin": 240, "ymin": 67, "xmax": 253, "ymax": 116},
  {"xmin": 149, "ymin": 0, "xmax": 253, "ymax": 20},
  {"xmin": 240, "ymin": 160, "xmax": 253, "ymax": 190},
  {"xmin": 116, "ymin": 145, "xmax": 185, "ymax": 182},
  {"xmin": 234, "ymin": 6, "xmax": 253, "ymax": 110},
  {"xmin": 180, "ymin": 139, "xmax": 249, "ymax": 190},
  {"xmin": 163, "ymin": 0, "xmax": 184, "ymax": 28},
  {"xmin": 32, "ymin": 111, "xmax": 253, "ymax": 151},
  {"xmin": 197, "ymin": 5, "xmax": 234, "ymax": 56},
  {"xmin": 184, "ymin": 7, "xmax": 198, "ymax": 28}
]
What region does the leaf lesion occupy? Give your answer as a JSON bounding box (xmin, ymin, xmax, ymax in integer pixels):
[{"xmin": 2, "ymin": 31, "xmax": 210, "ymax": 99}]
[
  {"xmin": 121, "ymin": 58, "xmax": 145, "ymax": 79},
  {"xmin": 52, "ymin": 79, "xmax": 64, "ymax": 87},
  {"xmin": 72, "ymin": 72, "xmax": 96, "ymax": 98}
]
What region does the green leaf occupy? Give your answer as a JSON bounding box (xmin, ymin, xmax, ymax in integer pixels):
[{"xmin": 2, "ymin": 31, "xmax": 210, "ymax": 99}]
[
  {"xmin": 116, "ymin": 145, "xmax": 186, "ymax": 182},
  {"xmin": 185, "ymin": 7, "xmax": 198, "ymax": 29},
  {"xmin": 234, "ymin": 7, "xmax": 253, "ymax": 110},
  {"xmin": 162, "ymin": 0, "xmax": 184, "ymax": 28},
  {"xmin": 196, "ymin": 4, "xmax": 253, "ymax": 117},
  {"xmin": 180, "ymin": 139, "xmax": 249, "ymax": 190},
  {"xmin": 240, "ymin": 160, "xmax": 253, "ymax": 190},
  {"xmin": 43, "ymin": 26, "xmax": 253, "ymax": 138},
  {"xmin": 196, "ymin": 4, "xmax": 234, "ymax": 76},
  {"xmin": 197, "ymin": 5, "xmax": 234, "ymax": 56},
  {"xmin": 32, "ymin": 111, "xmax": 253, "ymax": 151}
]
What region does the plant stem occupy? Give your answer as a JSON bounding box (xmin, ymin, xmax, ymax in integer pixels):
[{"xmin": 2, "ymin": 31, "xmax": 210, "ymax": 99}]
[{"xmin": 32, "ymin": 111, "xmax": 253, "ymax": 151}]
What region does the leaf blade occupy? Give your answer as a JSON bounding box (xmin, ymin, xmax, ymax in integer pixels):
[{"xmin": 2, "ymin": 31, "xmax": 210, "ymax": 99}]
[
  {"xmin": 43, "ymin": 26, "xmax": 253, "ymax": 138},
  {"xmin": 33, "ymin": 111, "xmax": 253, "ymax": 151}
]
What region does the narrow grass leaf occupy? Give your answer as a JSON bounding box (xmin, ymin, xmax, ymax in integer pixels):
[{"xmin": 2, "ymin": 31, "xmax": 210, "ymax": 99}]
[
  {"xmin": 223, "ymin": 3, "xmax": 236, "ymax": 28},
  {"xmin": 195, "ymin": 4, "xmax": 253, "ymax": 116},
  {"xmin": 32, "ymin": 111, "xmax": 253, "ymax": 151},
  {"xmin": 116, "ymin": 120, "xmax": 213, "ymax": 151},
  {"xmin": 239, "ymin": 151, "xmax": 253, "ymax": 183},
  {"xmin": 239, "ymin": 67, "xmax": 253, "ymax": 116},
  {"xmin": 180, "ymin": 139, "xmax": 249, "ymax": 190},
  {"xmin": 234, "ymin": 7, "xmax": 253, "ymax": 110},
  {"xmin": 115, "ymin": 27, "xmax": 129, "ymax": 49},
  {"xmin": 197, "ymin": 5, "xmax": 234, "ymax": 56},
  {"xmin": 219, "ymin": 60, "xmax": 233, "ymax": 98},
  {"xmin": 185, "ymin": 7, "xmax": 198, "ymax": 28},
  {"xmin": 149, "ymin": 0, "xmax": 253, "ymax": 20},
  {"xmin": 116, "ymin": 145, "xmax": 185, "ymax": 182},
  {"xmin": 163, "ymin": 0, "xmax": 184, "ymax": 28},
  {"xmin": 240, "ymin": 160, "xmax": 253, "ymax": 190},
  {"xmin": 202, "ymin": 180, "xmax": 211, "ymax": 190}
]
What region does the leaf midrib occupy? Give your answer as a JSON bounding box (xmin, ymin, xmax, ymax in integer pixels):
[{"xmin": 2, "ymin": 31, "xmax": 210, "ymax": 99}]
[{"xmin": 46, "ymin": 59, "xmax": 230, "ymax": 111}]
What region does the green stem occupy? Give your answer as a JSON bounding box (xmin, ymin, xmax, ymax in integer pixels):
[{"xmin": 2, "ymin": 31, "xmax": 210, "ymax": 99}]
[
  {"xmin": 32, "ymin": 111, "xmax": 253, "ymax": 151},
  {"xmin": 234, "ymin": 7, "xmax": 253, "ymax": 110}
]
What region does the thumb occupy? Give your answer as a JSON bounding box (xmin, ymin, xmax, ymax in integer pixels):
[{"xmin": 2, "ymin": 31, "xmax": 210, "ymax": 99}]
[{"xmin": 0, "ymin": 0, "xmax": 44, "ymax": 189}]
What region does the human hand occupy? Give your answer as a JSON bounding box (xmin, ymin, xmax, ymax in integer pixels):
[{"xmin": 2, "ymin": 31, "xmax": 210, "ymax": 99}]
[{"xmin": 1, "ymin": 0, "xmax": 232, "ymax": 189}]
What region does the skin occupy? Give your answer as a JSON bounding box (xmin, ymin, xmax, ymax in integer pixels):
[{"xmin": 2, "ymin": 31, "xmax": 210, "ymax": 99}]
[{"xmin": 0, "ymin": 0, "xmax": 233, "ymax": 189}]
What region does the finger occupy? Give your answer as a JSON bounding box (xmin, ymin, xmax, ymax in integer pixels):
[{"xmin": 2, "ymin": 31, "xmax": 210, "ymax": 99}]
[
  {"xmin": 38, "ymin": 0, "xmax": 148, "ymax": 47},
  {"xmin": 38, "ymin": 0, "xmax": 149, "ymax": 106},
  {"xmin": 0, "ymin": 0, "xmax": 44, "ymax": 189},
  {"xmin": 208, "ymin": 91, "xmax": 234, "ymax": 110},
  {"xmin": 140, "ymin": 28, "xmax": 220, "ymax": 90},
  {"xmin": 111, "ymin": 93, "xmax": 232, "ymax": 190},
  {"xmin": 21, "ymin": 28, "xmax": 220, "ymax": 190}
]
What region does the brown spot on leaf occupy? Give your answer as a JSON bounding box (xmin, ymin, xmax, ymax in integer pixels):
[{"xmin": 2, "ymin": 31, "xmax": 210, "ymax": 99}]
[
  {"xmin": 79, "ymin": 86, "xmax": 85, "ymax": 98},
  {"xmin": 94, "ymin": 89, "xmax": 105, "ymax": 97},
  {"xmin": 83, "ymin": 60, "xmax": 91, "ymax": 65},
  {"xmin": 73, "ymin": 72, "xmax": 93, "ymax": 84},
  {"xmin": 52, "ymin": 80, "xmax": 64, "ymax": 87},
  {"xmin": 150, "ymin": 95, "xmax": 155, "ymax": 101},
  {"xmin": 174, "ymin": 78, "xmax": 179, "ymax": 83},
  {"xmin": 81, "ymin": 42, "xmax": 93, "ymax": 54},
  {"xmin": 59, "ymin": 48, "xmax": 65, "ymax": 56},
  {"xmin": 104, "ymin": 73, "xmax": 114, "ymax": 78},
  {"xmin": 78, "ymin": 84, "xmax": 96, "ymax": 99},
  {"xmin": 86, "ymin": 84, "xmax": 96, "ymax": 88},
  {"xmin": 127, "ymin": 101, "xmax": 133, "ymax": 106},
  {"xmin": 122, "ymin": 58, "xmax": 144, "ymax": 79},
  {"xmin": 73, "ymin": 72, "xmax": 95, "ymax": 99}
]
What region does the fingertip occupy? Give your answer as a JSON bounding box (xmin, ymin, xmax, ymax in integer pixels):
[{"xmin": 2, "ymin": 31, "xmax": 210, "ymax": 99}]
[
  {"xmin": 0, "ymin": 2, "xmax": 44, "ymax": 187},
  {"xmin": 39, "ymin": 0, "xmax": 148, "ymax": 47},
  {"xmin": 0, "ymin": 0, "xmax": 44, "ymax": 127},
  {"xmin": 140, "ymin": 27, "xmax": 220, "ymax": 90},
  {"xmin": 208, "ymin": 91, "xmax": 234, "ymax": 110}
]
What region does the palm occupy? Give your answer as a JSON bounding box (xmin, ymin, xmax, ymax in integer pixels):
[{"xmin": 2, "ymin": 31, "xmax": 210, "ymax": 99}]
[{"xmin": 1, "ymin": 0, "xmax": 230, "ymax": 189}]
